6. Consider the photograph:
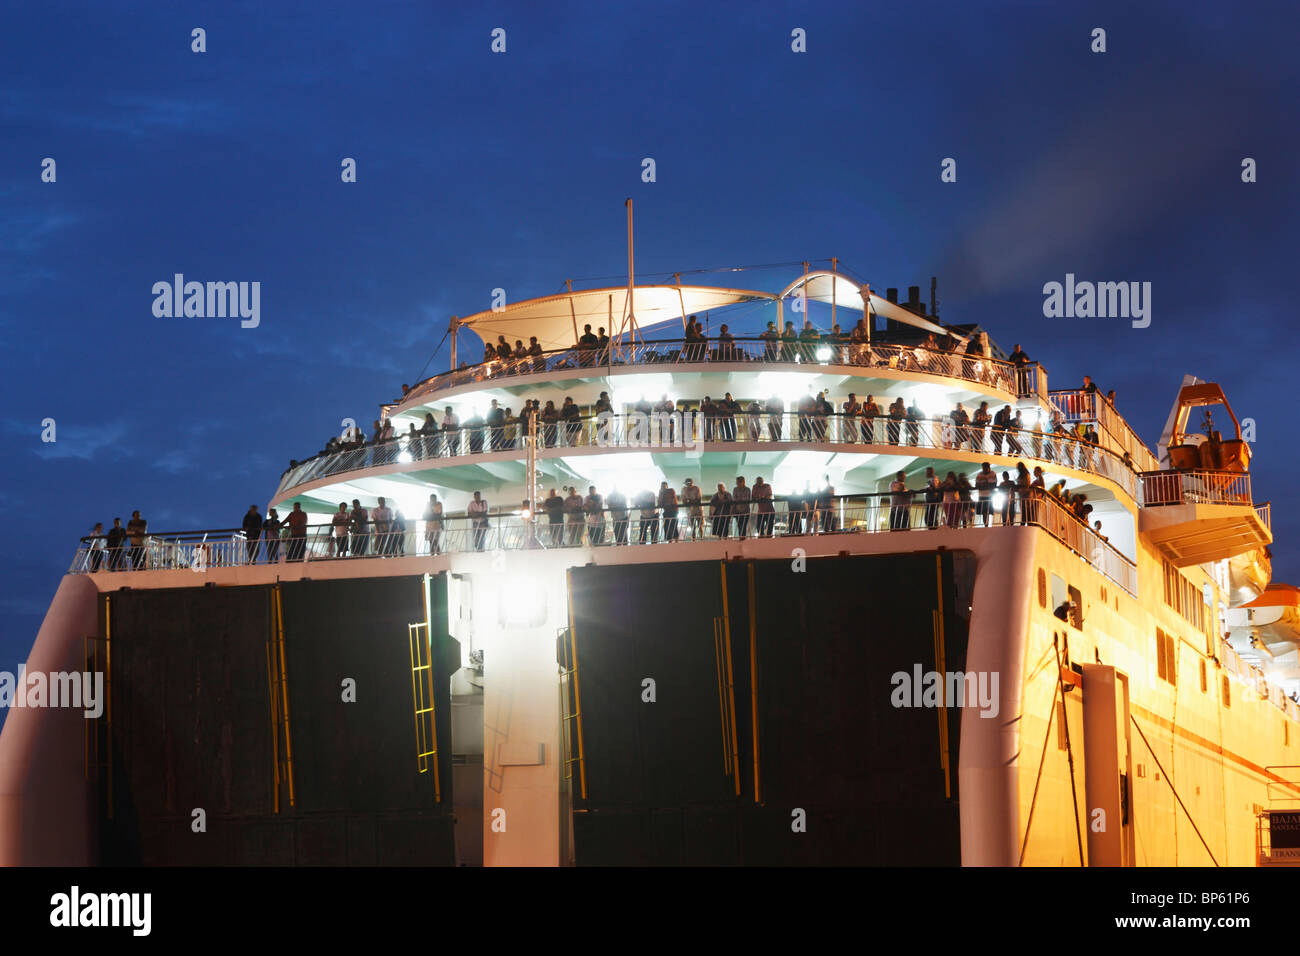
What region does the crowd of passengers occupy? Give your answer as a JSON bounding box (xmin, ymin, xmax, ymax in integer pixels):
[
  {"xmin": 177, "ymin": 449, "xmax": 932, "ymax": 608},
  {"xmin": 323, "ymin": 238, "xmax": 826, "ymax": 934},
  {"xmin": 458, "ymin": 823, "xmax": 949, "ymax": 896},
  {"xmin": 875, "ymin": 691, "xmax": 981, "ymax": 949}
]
[
  {"xmin": 82, "ymin": 459, "xmax": 1109, "ymax": 572},
  {"xmin": 397, "ymin": 317, "xmax": 1038, "ymax": 402},
  {"xmin": 436, "ymin": 317, "xmax": 1034, "ymax": 374},
  {"xmin": 299, "ymin": 375, "xmax": 1128, "ymax": 476}
]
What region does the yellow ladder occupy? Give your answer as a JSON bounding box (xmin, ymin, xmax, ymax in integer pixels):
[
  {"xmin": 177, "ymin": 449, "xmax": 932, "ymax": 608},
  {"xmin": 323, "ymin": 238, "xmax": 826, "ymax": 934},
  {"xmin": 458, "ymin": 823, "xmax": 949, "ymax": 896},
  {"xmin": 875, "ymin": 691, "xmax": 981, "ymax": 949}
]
[
  {"xmin": 266, "ymin": 583, "xmax": 296, "ymax": 811},
  {"xmin": 408, "ymin": 621, "xmax": 442, "ymax": 801},
  {"xmin": 557, "ymin": 624, "xmax": 587, "ymax": 798}
]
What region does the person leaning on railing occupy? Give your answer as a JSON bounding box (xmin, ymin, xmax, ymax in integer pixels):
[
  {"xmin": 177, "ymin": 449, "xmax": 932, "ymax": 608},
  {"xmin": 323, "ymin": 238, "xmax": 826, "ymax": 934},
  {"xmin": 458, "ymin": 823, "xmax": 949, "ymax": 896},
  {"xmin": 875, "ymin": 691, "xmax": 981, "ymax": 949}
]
[
  {"xmin": 468, "ymin": 491, "xmax": 490, "ymax": 550},
  {"xmin": 887, "ymin": 398, "xmax": 905, "ymax": 444},
  {"xmin": 371, "ymin": 496, "xmax": 393, "ymax": 554},
  {"xmin": 780, "ymin": 321, "xmax": 798, "ymax": 360},
  {"xmin": 709, "ymin": 483, "xmax": 733, "ymax": 538},
  {"xmin": 242, "ymin": 505, "xmax": 263, "ymax": 563},
  {"xmin": 286, "ymin": 503, "xmax": 308, "ymax": 561},
  {"xmin": 349, "ymin": 499, "xmax": 369, "ymax": 556},
  {"xmin": 542, "ymin": 488, "xmax": 564, "ymax": 546},
  {"xmin": 683, "ymin": 315, "xmax": 706, "ymax": 361},
  {"xmin": 998, "ymin": 471, "xmax": 1017, "ymax": 525},
  {"xmin": 1015, "ymin": 463, "xmax": 1032, "ymax": 525},
  {"xmin": 714, "ymin": 324, "xmax": 736, "ymax": 362},
  {"xmin": 752, "ymin": 477, "xmax": 774, "ymax": 537},
  {"xmin": 126, "ymin": 510, "xmax": 148, "ymax": 569},
  {"xmin": 540, "ymin": 400, "xmax": 558, "ymax": 447},
  {"xmin": 766, "ymin": 394, "xmax": 785, "ymax": 441},
  {"xmin": 889, "ymin": 471, "xmax": 911, "ymax": 530},
  {"xmin": 584, "ymin": 486, "xmax": 606, "ymax": 545},
  {"xmin": 658, "ymin": 481, "xmax": 680, "ymax": 541},
  {"xmin": 906, "ymin": 397, "xmax": 923, "ymax": 446},
  {"xmin": 636, "ymin": 488, "xmax": 659, "ymax": 543},
  {"xmin": 423, "ymin": 493, "xmax": 444, "ymax": 554},
  {"xmin": 105, "ymin": 517, "xmax": 127, "ymax": 570},
  {"xmin": 421, "ymin": 412, "xmax": 438, "ymax": 458},
  {"xmin": 607, "ymin": 487, "xmax": 629, "ymax": 544},
  {"xmin": 562, "ymin": 487, "xmax": 584, "ymax": 546},
  {"xmin": 85, "ymin": 522, "xmax": 106, "ymax": 571},
  {"xmin": 330, "ymin": 502, "xmax": 350, "ymax": 557}
]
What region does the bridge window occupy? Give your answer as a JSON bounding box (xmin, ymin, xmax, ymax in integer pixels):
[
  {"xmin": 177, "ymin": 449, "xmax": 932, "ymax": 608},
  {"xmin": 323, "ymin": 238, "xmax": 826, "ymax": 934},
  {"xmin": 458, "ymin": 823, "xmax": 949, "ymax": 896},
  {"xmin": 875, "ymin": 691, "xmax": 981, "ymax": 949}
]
[{"xmin": 1221, "ymin": 675, "xmax": 1231, "ymax": 709}]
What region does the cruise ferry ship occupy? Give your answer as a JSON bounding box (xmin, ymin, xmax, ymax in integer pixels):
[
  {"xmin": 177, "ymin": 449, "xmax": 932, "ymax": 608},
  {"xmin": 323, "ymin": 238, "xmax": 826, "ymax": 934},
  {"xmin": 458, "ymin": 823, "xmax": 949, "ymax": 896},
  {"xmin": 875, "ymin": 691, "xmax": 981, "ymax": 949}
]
[{"xmin": 2, "ymin": 263, "xmax": 1298, "ymax": 867}]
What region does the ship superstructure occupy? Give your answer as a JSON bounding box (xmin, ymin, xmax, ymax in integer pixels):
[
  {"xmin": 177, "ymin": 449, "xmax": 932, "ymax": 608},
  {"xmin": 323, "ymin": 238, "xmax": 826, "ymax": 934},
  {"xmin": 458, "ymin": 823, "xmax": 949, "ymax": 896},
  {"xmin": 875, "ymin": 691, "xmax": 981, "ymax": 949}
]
[{"xmin": 3, "ymin": 265, "xmax": 1297, "ymax": 867}]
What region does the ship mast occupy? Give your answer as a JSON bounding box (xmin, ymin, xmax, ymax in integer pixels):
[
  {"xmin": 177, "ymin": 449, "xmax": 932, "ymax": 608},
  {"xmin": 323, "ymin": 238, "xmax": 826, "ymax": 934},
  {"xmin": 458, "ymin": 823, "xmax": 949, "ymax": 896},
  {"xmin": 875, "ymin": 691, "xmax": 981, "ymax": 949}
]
[{"xmin": 624, "ymin": 198, "xmax": 638, "ymax": 350}]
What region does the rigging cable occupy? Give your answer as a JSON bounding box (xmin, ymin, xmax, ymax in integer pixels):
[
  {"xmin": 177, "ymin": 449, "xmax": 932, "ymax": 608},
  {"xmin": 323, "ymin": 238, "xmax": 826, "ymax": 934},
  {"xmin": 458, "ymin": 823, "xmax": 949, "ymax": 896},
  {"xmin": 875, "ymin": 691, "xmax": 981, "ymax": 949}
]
[
  {"xmin": 1129, "ymin": 712, "xmax": 1220, "ymax": 866},
  {"xmin": 1054, "ymin": 633, "xmax": 1087, "ymax": 865},
  {"xmin": 1018, "ymin": 670, "xmax": 1061, "ymax": 866},
  {"xmin": 557, "ymin": 258, "xmax": 836, "ymax": 289},
  {"xmin": 412, "ymin": 325, "xmax": 452, "ymax": 385}
]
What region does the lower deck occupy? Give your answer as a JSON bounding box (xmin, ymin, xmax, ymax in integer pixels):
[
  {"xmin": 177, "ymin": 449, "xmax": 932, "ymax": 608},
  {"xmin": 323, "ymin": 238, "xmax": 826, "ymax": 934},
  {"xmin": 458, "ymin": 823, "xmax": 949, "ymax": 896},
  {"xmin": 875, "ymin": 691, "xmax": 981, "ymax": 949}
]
[{"xmin": 3, "ymin": 524, "xmax": 1297, "ymax": 865}]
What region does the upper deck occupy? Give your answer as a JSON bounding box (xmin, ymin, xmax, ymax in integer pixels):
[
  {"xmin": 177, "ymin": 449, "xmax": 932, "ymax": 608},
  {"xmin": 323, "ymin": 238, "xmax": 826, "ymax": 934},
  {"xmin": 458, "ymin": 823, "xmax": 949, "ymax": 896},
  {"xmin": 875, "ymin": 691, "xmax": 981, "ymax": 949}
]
[{"xmin": 275, "ymin": 336, "xmax": 1160, "ymax": 506}]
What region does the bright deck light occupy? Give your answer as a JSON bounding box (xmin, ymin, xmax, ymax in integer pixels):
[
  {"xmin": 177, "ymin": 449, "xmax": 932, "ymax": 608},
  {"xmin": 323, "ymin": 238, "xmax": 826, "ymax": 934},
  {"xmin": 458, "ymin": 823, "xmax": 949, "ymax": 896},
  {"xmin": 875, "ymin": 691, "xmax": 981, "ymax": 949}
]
[{"xmin": 498, "ymin": 572, "xmax": 548, "ymax": 629}]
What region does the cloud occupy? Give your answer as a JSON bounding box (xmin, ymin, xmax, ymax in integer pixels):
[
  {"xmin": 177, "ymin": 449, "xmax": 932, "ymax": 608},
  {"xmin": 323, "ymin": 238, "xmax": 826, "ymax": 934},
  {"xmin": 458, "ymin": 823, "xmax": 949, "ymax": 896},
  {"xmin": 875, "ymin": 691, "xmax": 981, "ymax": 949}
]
[
  {"xmin": 0, "ymin": 89, "xmax": 231, "ymax": 138},
  {"xmin": 0, "ymin": 208, "xmax": 81, "ymax": 256},
  {"xmin": 934, "ymin": 77, "xmax": 1250, "ymax": 296},
  {"xmin": 30, "ymin": 421, "xmax": 129, "ymax": 461}
]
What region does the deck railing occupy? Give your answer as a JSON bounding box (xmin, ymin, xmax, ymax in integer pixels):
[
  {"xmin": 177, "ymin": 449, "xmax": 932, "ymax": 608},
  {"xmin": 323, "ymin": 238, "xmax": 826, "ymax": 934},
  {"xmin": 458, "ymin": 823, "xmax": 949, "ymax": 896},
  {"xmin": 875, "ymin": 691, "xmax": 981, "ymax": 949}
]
[
  {"xmin": 1256, "ymin": 501, "xmax": 1272, "ymax": 532},
  {"xmin": 400, "ymin": 337, "xmax": 1030, "ymax": 408},
  {"xmin": 275, "ymin": 410, "xmax": 1141, "ymax": 500},
  {"xmin": 69, "ymin": 488, "xmax": 1137, "ymax": 595},
  {"xmin": 1139, "ymin": 469, "xmax": 1254, "ymax": 508},
  {"xmin": 1049, "ymin": 388, "xmax": 1160, "ymax": 472}
]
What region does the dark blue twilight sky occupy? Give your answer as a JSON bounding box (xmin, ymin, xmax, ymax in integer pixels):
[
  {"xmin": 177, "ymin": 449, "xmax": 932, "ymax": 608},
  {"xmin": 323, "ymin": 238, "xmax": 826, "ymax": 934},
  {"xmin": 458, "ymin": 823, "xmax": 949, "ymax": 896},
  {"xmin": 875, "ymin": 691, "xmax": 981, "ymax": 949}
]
[{"xmin": 0, "ymin": 1, "xmax": 1296, "ymax": 667}]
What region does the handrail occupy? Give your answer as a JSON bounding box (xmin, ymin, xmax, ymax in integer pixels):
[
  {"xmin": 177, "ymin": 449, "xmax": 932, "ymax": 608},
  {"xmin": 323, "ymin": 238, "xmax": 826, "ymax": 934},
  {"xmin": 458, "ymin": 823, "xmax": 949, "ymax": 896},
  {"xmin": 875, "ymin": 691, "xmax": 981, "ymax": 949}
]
[
  {"xmin": 274, "ymin": 410, "xmax": 1142, "ymax": 501},
  {"xmin": 397, "ymin": 337, "xmax": 1031, "ymax": 410},
  {"xmin": 1048, "ymin": 388, "xmax": 1160, "ymax": 472},
  {"xmin": 69, "ymin": 489, "xmax": 1137, "ymax": 596},
  {"xmin": 1139, "ymin": 469, "xmax": 1253, "ymax": 508}
]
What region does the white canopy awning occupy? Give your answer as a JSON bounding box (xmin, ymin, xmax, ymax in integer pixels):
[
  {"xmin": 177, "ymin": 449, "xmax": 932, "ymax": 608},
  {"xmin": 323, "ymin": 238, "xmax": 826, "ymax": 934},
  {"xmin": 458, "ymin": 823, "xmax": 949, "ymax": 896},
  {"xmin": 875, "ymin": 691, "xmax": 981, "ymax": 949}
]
[
  {"xmin": 456, "ymin": 284, "xmax": 772, "ymax": 353},
  {"xmin": 775, "ymin": 270, "xmax": 958, "ymax": 341}
]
